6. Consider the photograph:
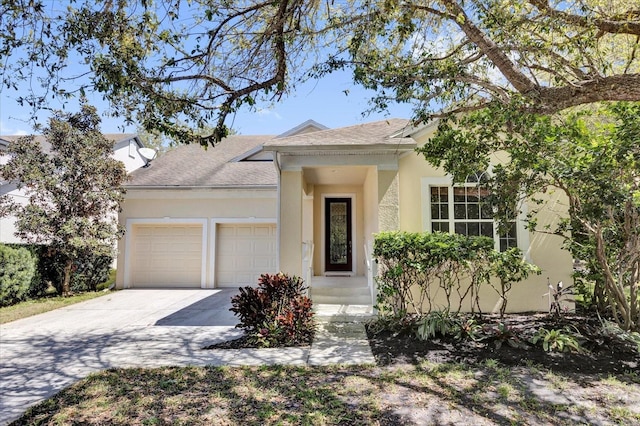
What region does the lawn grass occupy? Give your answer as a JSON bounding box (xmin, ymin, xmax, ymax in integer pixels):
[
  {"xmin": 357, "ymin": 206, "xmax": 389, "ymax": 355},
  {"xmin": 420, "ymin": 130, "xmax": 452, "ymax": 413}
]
[
  {"xmin": 14, "ymin": 363, "xmax": 640, "ymax": 425},
  {"xmin": 0, "ymin": 291, "xmax": 109, "ymax": 324}
]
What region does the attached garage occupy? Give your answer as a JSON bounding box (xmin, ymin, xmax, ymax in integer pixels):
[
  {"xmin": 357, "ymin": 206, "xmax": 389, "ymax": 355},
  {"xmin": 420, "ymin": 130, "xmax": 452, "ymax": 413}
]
[
  {"xmin": 215, "ymin": 223, "xmax": 277, "ymax": 287},
  {"xmin": 130, "ymin": 224, "xmax": 204, "ymax": 288}
]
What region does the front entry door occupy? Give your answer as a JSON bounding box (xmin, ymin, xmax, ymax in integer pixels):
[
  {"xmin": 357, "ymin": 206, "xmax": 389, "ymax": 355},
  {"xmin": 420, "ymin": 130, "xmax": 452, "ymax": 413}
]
[{"xmin": 325, "ymin": 197, "xmax": 352, "ymax": 272}]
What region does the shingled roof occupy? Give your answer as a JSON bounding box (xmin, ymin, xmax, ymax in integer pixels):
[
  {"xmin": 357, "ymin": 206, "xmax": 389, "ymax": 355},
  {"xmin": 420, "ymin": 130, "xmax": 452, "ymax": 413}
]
[
  {"xmin": 264, "ymin": 118, "xmax": 412, "ymax": 148},
  {"xmin": 126, "ymin": 135, "xmax": 277, "ymax": 188},
  {"xmin": 125, "ymin": 119, "xmax": 412, "ymax": 189}
]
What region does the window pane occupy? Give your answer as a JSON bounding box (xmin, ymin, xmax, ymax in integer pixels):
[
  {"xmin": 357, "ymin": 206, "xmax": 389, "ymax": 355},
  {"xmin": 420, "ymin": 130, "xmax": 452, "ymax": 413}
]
[
  {"xmin": 454, "ymin": 203, "xmax": 466, "ymax": 219},
  {"xmin": 481, "ymin": 222, "xmax": 494, "ymax": 237},
  {"xmin": 498, "ymin": 222, "xmax": 518, "ymax": 252},
  {"xmin": 439, "ymin": 187, "xmax": 448, "ymax": 202},
  {"xmin": 467, "ymin": 204, "xmax": 479, "ymax": 219},
  {"xmin": 455, "ymin": 222, "xmax": 467, "ymax": 235},
  {"xmin": 481, "ymin": 202, "xmax": 493, "ymax": 219},
  {"xmin": 431, "ymin": 204, "xmax": 440, "ymax": 219},
  {"xmin": 466, "ymin": 187, "xmax": 479, "ymax": 203},
  {"xmin": 432, "ymin": 222, "xmax": 449, "ymax": 233},
  {"xmin": 453, "ymin": 187, "xmax": 465, "ymax": 202},
  {"xmin": 440, "ymin": 204, "xmax": 449, "ymax": 219},
  {"xmin": 329, "ymin": 202, "xmax": 348, "ymax": 264},
  {"xmin": 430, "ymin": 187, "xmax": 440, "ymax": 202},
  {"xmin": 468, "ymin": 222, "xmax": 480, "ymax": 236}
]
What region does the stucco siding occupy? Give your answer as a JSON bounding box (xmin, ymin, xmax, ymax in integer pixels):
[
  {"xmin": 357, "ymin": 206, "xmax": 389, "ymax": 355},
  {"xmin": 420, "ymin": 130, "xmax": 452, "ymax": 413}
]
[
  {"xmin": 116, "ymin": 188, "xmax": 277, "ymax": 288},
  {"xmin": 378, "ymin": 170, "xmax": 400, "ymax": 232},
  {"xmin": 393, "ymin": 126, "xmax": 574, "ymax": 313}
]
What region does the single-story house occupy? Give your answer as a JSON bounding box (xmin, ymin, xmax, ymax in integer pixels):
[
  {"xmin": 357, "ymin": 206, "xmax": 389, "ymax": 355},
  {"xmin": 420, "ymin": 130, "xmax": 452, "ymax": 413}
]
[
  {"xmin": 116, "ymin": 119, "xmax": 572, "ymax": 312},
  {"xmin": 0, "ymin": 134, "xmax": 147, "ymax": 244}
]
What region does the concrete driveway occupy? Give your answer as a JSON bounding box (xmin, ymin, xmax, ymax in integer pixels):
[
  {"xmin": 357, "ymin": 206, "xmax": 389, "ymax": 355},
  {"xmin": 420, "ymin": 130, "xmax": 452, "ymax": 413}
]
[{"xmin": 0, "ymin": 289, "xmax": 310, "ymax": 424}]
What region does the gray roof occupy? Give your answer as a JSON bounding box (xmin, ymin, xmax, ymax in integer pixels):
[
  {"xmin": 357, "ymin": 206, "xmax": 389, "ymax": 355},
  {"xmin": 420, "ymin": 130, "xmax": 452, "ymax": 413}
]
[
  {"xmin": 125, "ymin": 119, "xmax": 413, "ymax": 189},
  {"xmin": 264, "ymin": 118, "xmax": 412, "ymax": 148},
  {"xmin": 126, "ymin": 135, "xmax": 277, "ymax": 188}
]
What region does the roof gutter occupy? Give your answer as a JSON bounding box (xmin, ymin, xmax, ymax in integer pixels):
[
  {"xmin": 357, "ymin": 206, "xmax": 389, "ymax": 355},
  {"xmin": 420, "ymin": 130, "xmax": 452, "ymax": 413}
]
[
  {"xmin": 124, "ymin": 184, "xmax": 278, "ymax": 191},
  {"xmin": 262, "ymin": 143, "xmax": 416, "ymax": 152}
]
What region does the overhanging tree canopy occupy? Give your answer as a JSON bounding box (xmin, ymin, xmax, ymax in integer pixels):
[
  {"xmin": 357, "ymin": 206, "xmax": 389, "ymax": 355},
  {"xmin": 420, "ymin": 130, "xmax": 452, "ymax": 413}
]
[
  {"xmin": 339, "ymin": 0, "xmax": 640, "ymax": 119},
  {"xmin": 1, "ymin": 0, "xmax": 638, "ymax": 143}
]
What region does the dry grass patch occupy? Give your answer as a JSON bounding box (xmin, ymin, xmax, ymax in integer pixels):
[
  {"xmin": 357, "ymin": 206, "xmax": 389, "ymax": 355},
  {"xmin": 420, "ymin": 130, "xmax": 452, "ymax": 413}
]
[{"xmin": 12, "ymin": 364, "xmax": 640, "ymax": 425}]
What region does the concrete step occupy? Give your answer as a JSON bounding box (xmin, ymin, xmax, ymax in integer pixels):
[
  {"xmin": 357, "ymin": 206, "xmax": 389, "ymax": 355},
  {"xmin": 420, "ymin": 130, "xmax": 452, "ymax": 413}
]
[
  {"xmin": 310, "ymin": 276, "xmax": 368, "ymax": 288},
  {"xmin": 311, "ymin": 286, "xmax": 372, "ymax": 305},
  {"xmin": 313, "ymin": 303, "xmax": 376, "ymax": 323},
  {"xmin": 310, "ymin": 276, "xmax": 372, "ymax": 305},
  {"xmin": 312, "ymin": 294, "xmax": 372, "ymax": 305},
  {"xmin": 312, "ymin": 286, "xmax": 370, "ymax": 296}
]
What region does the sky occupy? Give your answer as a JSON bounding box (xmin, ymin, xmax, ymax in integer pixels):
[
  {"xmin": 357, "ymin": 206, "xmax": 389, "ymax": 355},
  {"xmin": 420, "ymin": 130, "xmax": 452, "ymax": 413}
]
[{"xmin": 0, "ymin": 69, "xmax": 415, "ymax": 138}]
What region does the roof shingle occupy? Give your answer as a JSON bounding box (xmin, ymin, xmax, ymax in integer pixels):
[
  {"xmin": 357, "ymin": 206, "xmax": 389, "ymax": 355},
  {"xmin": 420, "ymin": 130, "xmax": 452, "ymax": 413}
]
[
  {"xmin": 126, "ymin": 135, "xmax": 277, "ymax": 188},
  {"xmin": 264, "ymin": 118, "xmax": 411, "ymax": 147}
]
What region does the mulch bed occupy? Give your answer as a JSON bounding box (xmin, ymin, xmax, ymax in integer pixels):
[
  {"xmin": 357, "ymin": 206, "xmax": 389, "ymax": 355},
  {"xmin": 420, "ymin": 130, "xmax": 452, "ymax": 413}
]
[
  {"xmin": 366, "ymin": 313, "xmax": 639, "ymax": 375},
  {"xmin": 203, "ymin": 313, "xmax": 638, "ymax": 375}
]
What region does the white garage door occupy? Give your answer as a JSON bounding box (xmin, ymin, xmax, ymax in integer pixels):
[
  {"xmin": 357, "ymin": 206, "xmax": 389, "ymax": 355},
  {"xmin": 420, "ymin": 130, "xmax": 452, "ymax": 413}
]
[
  {"xmin": 131, "ymin": 224, "xmax": 203, "ymax": 288},
  {"xmin": 216, "ymin": 223, "xmax": 277, "ymax": 287}
]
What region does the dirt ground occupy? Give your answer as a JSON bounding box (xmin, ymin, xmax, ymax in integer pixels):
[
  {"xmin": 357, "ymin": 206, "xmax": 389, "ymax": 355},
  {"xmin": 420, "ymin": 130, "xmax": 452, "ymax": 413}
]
[{"xmin": 366, "ymin": 313, "xmax": 639, "ymax": 375}]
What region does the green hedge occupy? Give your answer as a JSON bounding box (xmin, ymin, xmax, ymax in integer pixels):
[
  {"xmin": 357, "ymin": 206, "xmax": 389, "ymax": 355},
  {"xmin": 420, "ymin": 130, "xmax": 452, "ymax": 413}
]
[
  {"xmin": 0, "ymin": 244, "xmax": 36, "ymax": 306},
  {"xmin": 373, "ymin": 231, "xmax": 538, "ymax": 317},
  {"xmin": 6, "ymin": 244, "xmax": 112, "ymax": 295}
]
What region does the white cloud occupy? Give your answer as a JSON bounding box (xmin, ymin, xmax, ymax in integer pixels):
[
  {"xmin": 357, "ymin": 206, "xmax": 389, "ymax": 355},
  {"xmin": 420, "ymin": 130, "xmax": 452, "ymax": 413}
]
[
  {"xmin": 256, "ymin": 108, "xmax": 283, "ymax": 120},
  {"xmin": 0, "ymin": 119, "xmax": 31, "ymax": 136}
]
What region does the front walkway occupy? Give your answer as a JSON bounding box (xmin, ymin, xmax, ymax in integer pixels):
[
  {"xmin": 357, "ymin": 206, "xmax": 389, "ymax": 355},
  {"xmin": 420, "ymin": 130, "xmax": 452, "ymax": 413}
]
[{"xmin": 0, "ymin": 289, "xmax": 374, "ymax": 425}]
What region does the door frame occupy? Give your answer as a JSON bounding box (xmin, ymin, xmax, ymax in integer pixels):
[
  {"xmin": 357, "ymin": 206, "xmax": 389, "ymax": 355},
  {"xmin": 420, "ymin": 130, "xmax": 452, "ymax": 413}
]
[{"xmin": 321, "ymin": 193, "xmax": 356, "ymax": 275}]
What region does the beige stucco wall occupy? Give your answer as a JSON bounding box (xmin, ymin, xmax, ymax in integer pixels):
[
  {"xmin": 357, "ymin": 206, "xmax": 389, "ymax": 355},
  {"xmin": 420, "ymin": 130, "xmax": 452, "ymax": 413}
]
[
  {"xmin": 378, "ymin": 170, "xmax": 400, "ymax": 232},
  {"xmin": 116, "ymin": 188, "xmax": 277, "ymax": 288},
  {"xmin": 392, "ymin": 126, "xmax": 574, "ymax": 313},
  {"xmin": 279, "ymin": 171, "xmax": 303, "ymax": 277}
]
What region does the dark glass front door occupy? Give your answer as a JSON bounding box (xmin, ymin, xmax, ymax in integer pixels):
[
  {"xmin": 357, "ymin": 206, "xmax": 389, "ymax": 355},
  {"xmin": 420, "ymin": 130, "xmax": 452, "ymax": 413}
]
[{"xmin": 325, "ymin": 197, "xmax": 352, "ymax": 272}]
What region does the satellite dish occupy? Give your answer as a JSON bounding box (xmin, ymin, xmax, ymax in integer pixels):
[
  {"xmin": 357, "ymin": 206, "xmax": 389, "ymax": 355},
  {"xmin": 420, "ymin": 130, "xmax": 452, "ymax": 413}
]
[{"xmin": 138, "ymin": 147, "xmax": 157, "ymax": 162}]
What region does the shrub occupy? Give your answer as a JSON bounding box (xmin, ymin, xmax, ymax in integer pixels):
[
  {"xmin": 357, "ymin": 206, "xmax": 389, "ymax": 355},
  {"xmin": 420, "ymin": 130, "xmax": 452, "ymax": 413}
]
[
  {"xmin": 7, "ymin": 244, "xmax": 112, "ymax": 294},
  {"xmin": 96, "ymin": 269, "xmax": 116, "ymax": 291},
  {"xmin": 374, "ymin": 231, "xmax": 502, "ymax": 316},
  {"xmin": 483, "ymin": 322, "xmax": 529, "ymax": 350},
  {"xmin": 68, "ymin": 253, "xmax": 113, "ymax": 292},
  {"xmin": 374, "ymin": 231, "xmax": 539, "ymax": 319},
  {"xmin": 230, "ymin": 273, "xmax": 316, "ymax": 347},
  {"xmin": 531, "ymin": 327, "xmax": 582, "ymax": 353},
  {"xmin": 0, "ymin": 244, "xmax": 36, "ymax": 306},
  {"xmin": 416, "ymin": 311, "xmax": 460, "ymax": 340}
]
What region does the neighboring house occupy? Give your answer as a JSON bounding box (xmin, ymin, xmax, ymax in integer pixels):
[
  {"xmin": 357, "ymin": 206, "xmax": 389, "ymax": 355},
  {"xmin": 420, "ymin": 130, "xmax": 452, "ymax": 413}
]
[
  {"xmin": 0, "ymin": 134, "xmax": 147, "ymax": 244},
  {"xmin": 116, "ymin": 119, "xmax": 572, "ymax": 313}
]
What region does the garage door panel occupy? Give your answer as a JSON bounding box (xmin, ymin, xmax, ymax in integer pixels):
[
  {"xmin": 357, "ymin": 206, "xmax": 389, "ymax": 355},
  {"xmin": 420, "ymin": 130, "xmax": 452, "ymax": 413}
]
[
  {"xmin": 131, "ymin": 224, "xmax": 203, "ymax": 288},
  {"xmin": 216, "ymin": 223, "xmax": 277, "ymax": 288}
]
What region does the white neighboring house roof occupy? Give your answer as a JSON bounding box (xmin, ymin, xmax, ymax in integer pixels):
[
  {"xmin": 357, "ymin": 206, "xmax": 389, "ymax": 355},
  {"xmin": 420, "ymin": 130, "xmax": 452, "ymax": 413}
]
[
  {"xmin": 0, "ymin": 133, "xmax": 146, "ymax": 173},
  {"xmin": 0, "ymin": 133, "xmax": 147, "ymax": 244}
]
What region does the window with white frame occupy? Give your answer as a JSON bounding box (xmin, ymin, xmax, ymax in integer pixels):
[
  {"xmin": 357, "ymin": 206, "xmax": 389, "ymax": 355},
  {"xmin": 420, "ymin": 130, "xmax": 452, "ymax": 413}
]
[{"xmin": 428, "ymin": 171, "xmax": 518, "ymax": 252}]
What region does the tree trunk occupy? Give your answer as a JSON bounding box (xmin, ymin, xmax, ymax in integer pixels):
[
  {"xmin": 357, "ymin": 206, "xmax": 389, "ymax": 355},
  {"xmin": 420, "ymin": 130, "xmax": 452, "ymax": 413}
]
[{"xmin": 62, "ymin": 258, "xmax": 73, "ymax": 296}]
